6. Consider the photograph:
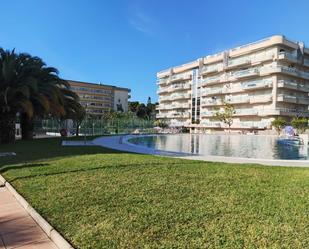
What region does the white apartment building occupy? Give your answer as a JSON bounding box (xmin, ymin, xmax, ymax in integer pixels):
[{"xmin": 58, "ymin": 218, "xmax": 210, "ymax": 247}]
[{"xmin": 156, "ymin": 35, "xmax": 309, "ymax": 132}]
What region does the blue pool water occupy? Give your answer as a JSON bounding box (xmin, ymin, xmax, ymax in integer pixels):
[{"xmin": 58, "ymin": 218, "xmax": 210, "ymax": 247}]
[{"xmin": 128, "ymin": 134, "xmax": 309, "ymax": 160}]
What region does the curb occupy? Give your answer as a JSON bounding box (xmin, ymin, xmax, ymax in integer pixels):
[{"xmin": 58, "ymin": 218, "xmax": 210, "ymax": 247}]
[{"xmin": 0, "ymin": 174, "xmax": 74, "ymax": 249}]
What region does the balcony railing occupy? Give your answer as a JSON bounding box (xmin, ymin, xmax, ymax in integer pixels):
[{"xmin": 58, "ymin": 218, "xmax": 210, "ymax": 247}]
[
  {"xmin": 234, "ymin": 109, "xmax": 258, "ymax": 116},
  {"xmin": 277, "ymin": 94, "xmax": 309, "ymax": 105},
  {"xmin": 250, "ymin": 95, "xmax": 272, "ymax": 104},
  {"xmin": 227, "ymin": 57, "xmax": 251, "ymax": 68},
  {"xmin": 171, "ymin": 93, "xmax": 190, "ymax": 100},
  {"xmin": 157, "ymin": 78, "xmax": 169, "ymax": 85},
  {"xmin": 170, "ymin": 73, "xmax": 191, "ymax": 82},
  {"xmin": 278, "ymin": 51, "xmax": 298, "ymax": 62},
  {"xmin": 277, "ymin": 80, "xmax": 309, "ymax": 92},
  {"xmin": 200, "ymin": 64, "xmax": 222, "ymax": 75},
  {"xmin": 201, "ymin": 75, "xmax": 221, "ymax": 85},
  {"xmin": 242, "ymin": 79, "xmax": 273, "ymax": 90},
  {"xmin": 233, "ymin": 68, "xmax": 259, "ymax": 78}
]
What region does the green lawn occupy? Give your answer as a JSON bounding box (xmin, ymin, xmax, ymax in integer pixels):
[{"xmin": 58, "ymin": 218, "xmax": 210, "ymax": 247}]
[{"xmin": 1, "ymin": 138, "xmax": 309, "ymax": 248}]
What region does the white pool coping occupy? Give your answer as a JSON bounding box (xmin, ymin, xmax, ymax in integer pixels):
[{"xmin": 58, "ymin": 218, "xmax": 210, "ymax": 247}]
[{"xmin": 92, "ymin": 135, "xmax": 309, "ymax": 167}]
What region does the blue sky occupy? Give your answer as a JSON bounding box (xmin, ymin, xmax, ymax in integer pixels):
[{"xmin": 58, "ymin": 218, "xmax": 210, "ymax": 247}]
[{"xmin": 1, "ymin": 0, "xmax": 309, "ymax": 103}]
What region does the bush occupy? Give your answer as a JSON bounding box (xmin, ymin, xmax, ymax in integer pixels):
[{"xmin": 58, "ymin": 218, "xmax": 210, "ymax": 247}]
[
  {"xmin": 291, "ymin": 118, "xmax": 308, "ymax": 134},
  {"xmin": 271, "ymin": 118, "xmax": 287, "ymax": 135}
]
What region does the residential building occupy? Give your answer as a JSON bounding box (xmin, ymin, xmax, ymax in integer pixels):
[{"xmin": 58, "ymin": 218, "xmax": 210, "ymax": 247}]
[
  {"xmin": 156, "ymin": 35, "xmax": 309, "ymax": 132},
  {"xmin": 68, "ymin": 80, "xmax": 130, "ymax": 117}
]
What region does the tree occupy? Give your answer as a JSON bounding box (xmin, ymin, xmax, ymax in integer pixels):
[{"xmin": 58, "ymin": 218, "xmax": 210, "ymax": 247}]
[
  {"xmin": 128, "ymin": 101, "xmax": 140, "ymax": 113},
  {"xmin": 291, "ymin": 117, "xmax": 308, "ymax": 134},
  {"xmin": 0, "ymin": 49, "xmax": 38, "ymax": 143},
  {"xmin": 214, "ymin": 102, "xmax": 235, "ymax": 131},
  {"xmin": 154, "ymin": 119, "xmax": 168, "ymax": 128},
  {"xmin": 136, "ymin": 104, "xmax": 148, "ymax": 119},
  {"xmin": 18, "ymin": 56, "xmax": 79, "ymax": 140},
  {"xmin": 0, "ymin": 48, "xmax": 80, "ymax": 143},
  {"xmin": 271, "ymin": 118, "xmax": 287, "ymax": 135}
]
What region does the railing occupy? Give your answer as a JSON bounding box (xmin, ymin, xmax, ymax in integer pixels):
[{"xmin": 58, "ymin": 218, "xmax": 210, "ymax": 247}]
[
  {"xmin": 200, "ymin": 64, "xmax": 221, "ymax": 74},
  {"xmin": 250, "ymin": 95, "xmax": 272, "ymax": 103},
  {"xmin": 277, "ymin": 94, "xmax": 309, "ymax": 104},
  {"xmin": 278, "ymin": 51, "xmax": 298, "ymax": 61},
  {"xmin": 157, "ymin": 78, "xmax": 169, "ymax": 85},
  {"xmin": 233, "ymin": 68, "xmax": 259, "ymax": 78},
  {"xmin": 234, "ymin": 109, "xmax": 258, "ymax": 116},
  {"xmin": 228, "ymin": 57, "xmax": 251, "ymax": 67},
  {"xmin": 201, "ymin": 75, "xmax": 221, "ymax": 85},
  {"xmin": 242, "ymin": 79, "xmax": 273, "ymax": 89},
  {"xmin": 277, "ymin": 79, "xmax": 309, "ymax": 92},
  {"xmin": 170, "ymin": 73, "xmax": 191, "ymax": 82}
]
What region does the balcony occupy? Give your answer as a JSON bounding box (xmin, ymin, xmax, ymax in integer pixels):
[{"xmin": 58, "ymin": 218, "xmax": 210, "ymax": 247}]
[
  {"xmin": 169, "ymin": 83, "xmax": 191, "ymax": 92},
  {"xmin": 200, "ymin": 121, "xmax": 221, "ymax": 128},
  {"xmin": 227, "ymin": 57, "xmax": 251, "ymax": 69},
  {"xmin": 250, "ymin": 95, "xmax": 272, "ymax": 104},
  {"xmin": 157, "ymin": 78, "xmax": 169, "ymax": 85},
  {"xmin": 261, "ymin": 65, "xmax": 309, "ymax": 80},
  {"xmin": 277, "ymin": 80, "xmax": 309, "ymax": 92},
  {"xmin": 278, "ymin": 51, "xmax": 299, "ymax": 63},
  {"xmin": 171, "ymin": 93, "xmax": 190, "ymax": 100},
  {"xmin": 234, "ymin": 109, "xmax": 258, "ymax": 116},
  {"xmin": 202, "ymin": 99, "xmax": 224, "ymax": 106},
  {"xmin": 170, "ymin": 112, "xmax": 190, "ymax": 118},
  {"xmin": 171, "ymin": 103, "xmax": 190, "ymax": 109},
  {"xmin": 233, "ymin": 68, "xmax": 259, "ymax": 79},
  {"xmin": 201, "ymin": 75, "xmax": 221, "ymax": 85},
  {"xmin": 258, "ymin": 108, "xmax": 309, "ymax": 117},
  {"xmin": 200, "ymin": 64, "xmax": 222, "ymax": 75},
  {"xmin": 159, "ymin": 96, "xmax": 171, "ymax": 102},
  {"xmin": 170, "ymin": 73, "xmax": 191, "ymax": 83},
  {"xmin": 226, "ymin": 96, "xmax": 250, "ymax": 104},
  {"xmin": 242, "ymin": 79, "xmax": 273, "ymax": 90},
  {"xmin": 157, "ymin": 87, "xmax": 169, "ymax": 94},
  {"xmin": 201, "ymin": 111, "xmax": 216, "ymax": 117},
  {"xmin": 277, "ymin": 94, "xmax": 309, "ymax": 105}
]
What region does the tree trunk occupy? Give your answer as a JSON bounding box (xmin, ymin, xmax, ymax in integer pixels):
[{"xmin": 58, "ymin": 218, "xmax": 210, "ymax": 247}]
[
  {"xmin": 75, "ymin": 124, "xmax": 79, "ymax": 137},
  {"xmin": 20, "ymin": 113, "xmax": 34, "ymax": 140},
  {"xmin": 0, "ymin": 112, "xmax": 16, "ymax": 144}
]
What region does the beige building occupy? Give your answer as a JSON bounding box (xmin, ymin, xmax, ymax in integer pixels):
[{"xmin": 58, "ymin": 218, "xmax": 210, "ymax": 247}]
[
  {"xmin": 156, "ymin": 35, "xmax": 309, "ymax": 131},
  {"xmin": 68, "ymin": 80, "xmax": 130, "ymax": 117}
]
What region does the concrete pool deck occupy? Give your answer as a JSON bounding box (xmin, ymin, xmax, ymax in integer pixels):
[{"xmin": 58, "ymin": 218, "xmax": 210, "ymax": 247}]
[{"xmin": 92, "ymin": 135, "xmax": 309, "ymax": 167}]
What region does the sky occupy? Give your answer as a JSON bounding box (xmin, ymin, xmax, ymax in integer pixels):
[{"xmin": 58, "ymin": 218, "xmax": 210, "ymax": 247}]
[{"xmin": 1, "ymin": 0, "xmax": 309, "ymax": 103}]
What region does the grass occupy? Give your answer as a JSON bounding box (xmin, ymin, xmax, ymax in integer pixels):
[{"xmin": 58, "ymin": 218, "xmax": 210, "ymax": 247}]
[{"xmin": 1, "ymin": 137, "xmax": 309, "ymax": 248}]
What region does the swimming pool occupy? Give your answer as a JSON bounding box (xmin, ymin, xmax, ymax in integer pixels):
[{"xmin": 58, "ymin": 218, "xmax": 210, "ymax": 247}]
[{"xmin": 127, "ymin": 134, "xmax": 309, "ymax": 160}]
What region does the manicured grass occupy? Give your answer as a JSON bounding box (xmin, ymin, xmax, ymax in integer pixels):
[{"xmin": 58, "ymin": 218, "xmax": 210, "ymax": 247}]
[{"xmin": 1, "ymin": 138, "xmax": 309, "ymax": 248}]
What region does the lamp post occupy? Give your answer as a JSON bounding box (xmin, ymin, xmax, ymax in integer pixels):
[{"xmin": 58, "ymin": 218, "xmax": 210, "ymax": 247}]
[{"xmin": 84, "ymin": 104, "xmax": 88, "ymax": 145}]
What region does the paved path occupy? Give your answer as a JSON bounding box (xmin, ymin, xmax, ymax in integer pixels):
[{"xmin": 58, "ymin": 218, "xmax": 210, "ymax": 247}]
[{"xmin": 0, "ymin": 187, "xmax": 58, "ymax": 249}]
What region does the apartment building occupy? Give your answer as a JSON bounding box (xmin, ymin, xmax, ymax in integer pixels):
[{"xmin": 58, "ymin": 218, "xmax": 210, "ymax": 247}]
[
  {"xmin": 68, "ymin": 80, "xmax": 130, "ymax": 117},
  {"xmin": 156, "ymin": 35, "xmax": 309, "ymax": 131}
]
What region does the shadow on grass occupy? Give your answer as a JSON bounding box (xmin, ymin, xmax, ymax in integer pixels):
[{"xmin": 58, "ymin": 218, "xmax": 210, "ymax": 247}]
[
  {"xmin": 0, "ymin": 136, "xmax": 123, "ymax": 168},
  {"xmin": 0, "ymin": 163, "xmax": 50, "ymax": 174},
  {"xmin": 5, "ymin": 160, "xmax": 203, "ymax": 183}
]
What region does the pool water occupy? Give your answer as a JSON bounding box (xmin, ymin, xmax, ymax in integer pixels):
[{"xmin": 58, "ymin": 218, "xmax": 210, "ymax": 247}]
[{"xmin": 128, "ymin": 134, "xmax": 309, "ymax": 160}]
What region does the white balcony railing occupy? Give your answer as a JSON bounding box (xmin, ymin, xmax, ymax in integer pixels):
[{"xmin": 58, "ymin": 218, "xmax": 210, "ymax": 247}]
[
  {"xmin": 227, "ymin": 57, "xmax": 251, "ymax": 68},
  {"xmin": 242, "ymin": 79, "xmax": 273, "ymax": 90},
  {"xmin": 233, "ymin": 68, "xmax": 260, "ymax": 78}
]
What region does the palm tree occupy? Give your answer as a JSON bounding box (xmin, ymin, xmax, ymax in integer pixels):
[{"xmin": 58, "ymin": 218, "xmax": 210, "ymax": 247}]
[
  {"xmin": 19, "ymin": 56, "xmax": 73, "ymax": 140},
  {"xmin": 0, "ymin": 49, "xmax": 38, "ymax": 143},
  {"xmin": 0, "ymin": 48, "xmax": 81, "ymax": 143}
]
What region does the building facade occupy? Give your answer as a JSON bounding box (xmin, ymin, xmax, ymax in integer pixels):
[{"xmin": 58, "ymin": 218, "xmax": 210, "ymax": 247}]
[
  {"xmin": 156, "ymin": 35, "xmax": 309, "ymax": 131},
  {"xmin": 68, "ymin": 80, "xmax": 130, "ymax": 117}
]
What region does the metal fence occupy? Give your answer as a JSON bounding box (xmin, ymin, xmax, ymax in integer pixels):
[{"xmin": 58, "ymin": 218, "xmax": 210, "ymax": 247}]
[{"xmin": 34, "ymin": 117, "xmax": 156, "ymax": 136}]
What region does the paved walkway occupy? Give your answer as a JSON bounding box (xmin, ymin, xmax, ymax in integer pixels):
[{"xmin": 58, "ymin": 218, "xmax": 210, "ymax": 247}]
[{"xmin": 0, "ymin": 187, "xmax": 58, "ymax": 249}]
